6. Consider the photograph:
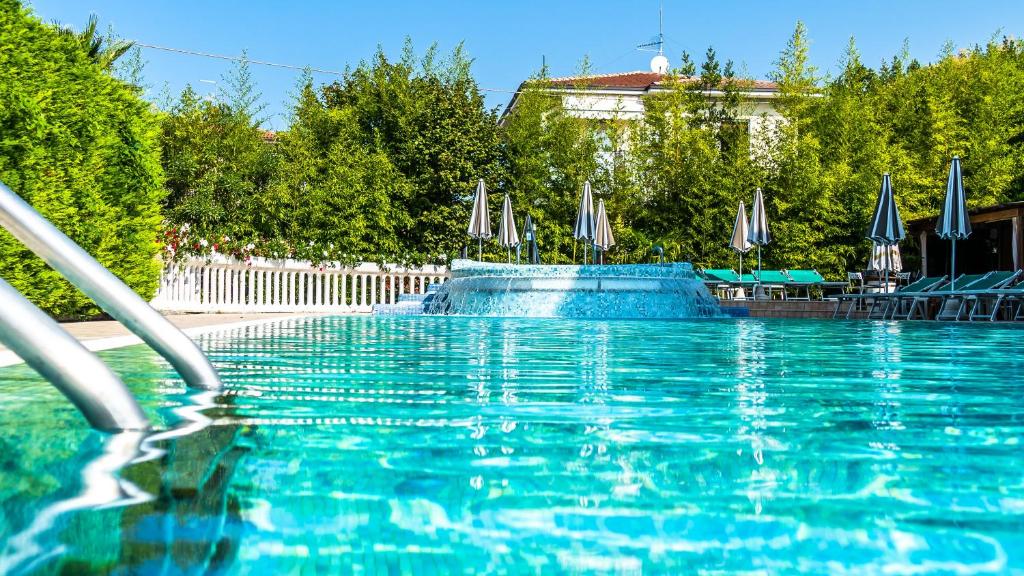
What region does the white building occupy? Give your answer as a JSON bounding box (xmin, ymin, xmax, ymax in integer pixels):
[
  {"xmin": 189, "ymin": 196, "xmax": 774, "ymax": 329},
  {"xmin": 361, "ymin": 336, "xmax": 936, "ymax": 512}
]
[{"xmin": 501, "ymin": 64, "xmax": 785, "ymax": 150}]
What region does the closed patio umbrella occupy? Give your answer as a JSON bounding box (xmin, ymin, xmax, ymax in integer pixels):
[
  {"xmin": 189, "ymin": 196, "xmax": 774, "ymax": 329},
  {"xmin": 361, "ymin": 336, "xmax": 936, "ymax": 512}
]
[
  {"xmin": 866, "ymin": 173, "xmax": 906, "ymax": 293},
  {"xmin": 521, "ymin": 214, "xmax": 539, "ymax": 264},
  {"xmin": 868, "ymin": 243, "xmax": 903, "ymax": 273},
  {"xmin": 498, "ymin": 193, "xmax": 519, "ymax": 263},
  {"xmin": 730, "ymin": 200, "xmax": 752, "ymax": 276},
  {"xmin": 573, "ymin": 181, "xmax": 596, "ymax": 264},
  {"xmin": 594, "ymin": 199, "xmax": 615, "ymax": 263},
  {"xmin": 936, "ymin": 156, "xmax": 971, "ymax": 291},
  {"xmin": 746, "ymin": 188, "xmax": 771, "ymax": 297},
  {"xmin": 467, "ymin": 179, "xmax": 492, "ymax": 261}
]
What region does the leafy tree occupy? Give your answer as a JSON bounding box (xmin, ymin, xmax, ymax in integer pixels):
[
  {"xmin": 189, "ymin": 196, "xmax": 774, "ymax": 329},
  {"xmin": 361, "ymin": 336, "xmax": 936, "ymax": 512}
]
[
  {"xmin": 0, "ymin": 1, "xmax": 164, "ymax": 318},
  {"xmin": 53, "ymin": 13, "xmax": 133, "ymax": 70},
  {"xmin": 321, "ymin": 41, "xmax": 502, "ymax": 262},
  {"xmin": 159, "ymin": 85, "xmax": 276, "ymax": 240},
  {"xmin": 263, "ymin": 82, "xmax": 410, "ymax": 263},
  {"xmin": 219, "ymin": 50, "xmax": 268, "ymax": 126}
]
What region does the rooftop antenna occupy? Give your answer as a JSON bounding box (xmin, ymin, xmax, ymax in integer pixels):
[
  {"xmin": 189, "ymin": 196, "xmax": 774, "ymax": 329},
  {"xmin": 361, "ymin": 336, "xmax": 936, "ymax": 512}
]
[{"xmin": 637, "ymin": 3, "xmax": 669, "ymax": 73}]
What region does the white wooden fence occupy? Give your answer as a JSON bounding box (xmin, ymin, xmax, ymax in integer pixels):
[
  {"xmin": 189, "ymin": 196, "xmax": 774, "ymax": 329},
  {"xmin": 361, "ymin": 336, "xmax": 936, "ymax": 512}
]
[{"xmin": 151, "ymin": 255, "xmax": 449, "ymax": 313}]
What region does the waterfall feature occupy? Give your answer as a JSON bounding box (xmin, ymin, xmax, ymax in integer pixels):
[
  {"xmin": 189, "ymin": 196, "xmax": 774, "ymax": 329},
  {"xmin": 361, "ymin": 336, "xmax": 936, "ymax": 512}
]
[{"xmin": 423, "ymin": 260, "xmax": 720, "ymax": 318}]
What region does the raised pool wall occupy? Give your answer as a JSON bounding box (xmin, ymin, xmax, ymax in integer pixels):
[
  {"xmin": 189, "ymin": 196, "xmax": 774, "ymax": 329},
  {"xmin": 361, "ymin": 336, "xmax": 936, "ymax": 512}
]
[{"xmin": 423, "ymin": 259, "xmax": 721, "ymax": 318}]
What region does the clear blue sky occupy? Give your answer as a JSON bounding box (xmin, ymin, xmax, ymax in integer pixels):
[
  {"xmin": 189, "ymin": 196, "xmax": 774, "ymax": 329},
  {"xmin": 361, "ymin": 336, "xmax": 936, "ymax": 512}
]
[{"xmin": 26, "ymin": 0, "xmax": 1024, "ymax": 130}]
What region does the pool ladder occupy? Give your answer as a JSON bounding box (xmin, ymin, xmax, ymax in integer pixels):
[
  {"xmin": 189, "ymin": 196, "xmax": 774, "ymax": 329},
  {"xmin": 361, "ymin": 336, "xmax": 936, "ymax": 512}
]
[{"xmin": 0, "ymin": 180, "xmax": 222, "ymax": 432}]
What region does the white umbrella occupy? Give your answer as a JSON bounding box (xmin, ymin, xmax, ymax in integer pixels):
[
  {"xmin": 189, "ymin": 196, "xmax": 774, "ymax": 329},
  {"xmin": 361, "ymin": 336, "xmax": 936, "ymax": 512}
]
[
  {"xmin": 868, "ymin": 243, "xmax": 903, "ymax": 272},
  {"xmin": 746, "ymin": 188, "xmax": 771, "ymax": 295},
  {"xmin": 936, "ymin": 156, "xmax": 971, "ymax": 291},
  {"xmin": 498, "ymin": 193, "xmax": 519, "ymax": 263},
  {"xmin": 594, "ymin": 199, "xmax": 615, "ymax": 263},
  {"xmin": 573, "ymin": 181, "xmax": 596, "ymax": 264},
  {"xmin": 467, "ymin": 179, "xmax": 492, "ymax": 261},
  {"xmin": 730, "ymin": 200, "xmax": 752, "ymax": 276}
]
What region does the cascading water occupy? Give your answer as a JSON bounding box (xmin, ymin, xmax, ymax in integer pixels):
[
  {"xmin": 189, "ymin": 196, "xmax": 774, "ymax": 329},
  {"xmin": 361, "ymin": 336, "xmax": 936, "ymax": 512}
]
[{"xmin": 420, "ymin": 259, "xmax": 720, "ymax": 318}]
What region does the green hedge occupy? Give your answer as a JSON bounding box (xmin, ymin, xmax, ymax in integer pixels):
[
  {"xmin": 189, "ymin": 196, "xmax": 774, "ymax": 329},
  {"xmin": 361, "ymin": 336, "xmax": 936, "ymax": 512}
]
[{"xmin": 0, "ymin": 1, "xmax": 164, "ymax": 318}]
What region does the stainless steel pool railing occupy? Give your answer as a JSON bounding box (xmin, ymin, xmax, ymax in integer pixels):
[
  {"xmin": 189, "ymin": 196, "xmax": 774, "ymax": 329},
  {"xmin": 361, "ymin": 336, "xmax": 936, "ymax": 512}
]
[
  {"xmin": 0, "ymin": 181, "xmax": 223, "ymax": 426},
  {"xmin": 0, "ymin": 276, "xmax": 149, "ymax": 431}
]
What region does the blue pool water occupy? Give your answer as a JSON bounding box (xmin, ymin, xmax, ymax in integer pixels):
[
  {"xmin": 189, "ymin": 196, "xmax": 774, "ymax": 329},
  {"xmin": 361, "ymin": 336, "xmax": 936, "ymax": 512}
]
[{"xmin": 1, "ymin": 316, "xmax": 1023, "ymax": 574}]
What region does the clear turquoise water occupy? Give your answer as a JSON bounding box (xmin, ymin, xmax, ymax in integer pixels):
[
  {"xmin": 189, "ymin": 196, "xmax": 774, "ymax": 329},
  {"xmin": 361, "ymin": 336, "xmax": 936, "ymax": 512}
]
[{"xmin": 1, "ymin": 316, "xmax": 1023, "ymax": 575}]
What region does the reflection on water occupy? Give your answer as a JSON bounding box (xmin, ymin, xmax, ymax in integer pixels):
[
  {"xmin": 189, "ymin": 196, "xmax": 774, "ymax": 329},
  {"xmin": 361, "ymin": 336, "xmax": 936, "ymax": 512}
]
[{"xmin": 1, "ymin": 316, "xmax": 1024, "ymax": 574}]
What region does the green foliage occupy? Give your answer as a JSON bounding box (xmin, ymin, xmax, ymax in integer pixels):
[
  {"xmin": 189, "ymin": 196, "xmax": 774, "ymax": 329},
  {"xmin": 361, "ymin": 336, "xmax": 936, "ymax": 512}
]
[
  {"xmin": 53, "ymin": 13, "xmax": 134, "ymax": 70},
  {"xmin": 0, "ymin": 1, "xmax": 164, "ymax": 318},
  {"xmin": 101, "ymin": 19, "xmax": 1024, "ymax": 278},
  {"xmin": 160, "ymin": 85, "xmax": 276, "ymax": 240},
  {"xmin": 159, "ymin": 40, "xmax": 501, "ymax": 266},
  {"xmin": 762, "ymin": 28, "xmax": 1024, "ymax": 276},
  {"xmin": 320, "ymin": 41, "xmax": 502, "ymax": 262},
  {"xmin": 498, "ymin": 69, "xmax": 603, "ymax": 264},
  {"xmin": 264, "ymin": 82, "xmax": 410, "ymax": 263}
]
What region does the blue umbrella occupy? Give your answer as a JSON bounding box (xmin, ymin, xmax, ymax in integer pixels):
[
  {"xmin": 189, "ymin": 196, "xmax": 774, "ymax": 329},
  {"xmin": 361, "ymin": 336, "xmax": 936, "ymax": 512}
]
[
  {"xmin": 935, "ymin": 157, "xmax": 971, "ymax": 291},
  {"xmin": 867, "ymin": 173, "xmax": 906, "ymax": 293},
  {"xmin": 520, "ymin": 214, "xmax": 539, "ymax": 264}
]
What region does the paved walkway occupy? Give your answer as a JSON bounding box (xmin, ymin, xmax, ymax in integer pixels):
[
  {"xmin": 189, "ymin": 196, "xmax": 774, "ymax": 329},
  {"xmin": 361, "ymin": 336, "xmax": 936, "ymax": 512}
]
[
  {"xmin": 58, "ymin": 313, "xmax": 318, "ymax": 342},
  {"xmin": 0, "ymin": 313, "xmax": 331, "ymax": 366}
]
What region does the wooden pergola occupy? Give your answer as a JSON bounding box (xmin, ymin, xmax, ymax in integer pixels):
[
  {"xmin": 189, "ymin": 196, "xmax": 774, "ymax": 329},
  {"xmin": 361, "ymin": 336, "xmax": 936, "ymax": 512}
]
[{"xmin": 907, "ymin": 201, "xmax": 1024, "ymax": 276}]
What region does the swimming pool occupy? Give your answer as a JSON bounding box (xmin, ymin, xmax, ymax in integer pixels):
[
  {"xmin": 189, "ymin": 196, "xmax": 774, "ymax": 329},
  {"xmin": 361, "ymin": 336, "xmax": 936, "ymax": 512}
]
[{"xmin": 1, "ymin": 316, "xmax": 1022, "ymax": 574}]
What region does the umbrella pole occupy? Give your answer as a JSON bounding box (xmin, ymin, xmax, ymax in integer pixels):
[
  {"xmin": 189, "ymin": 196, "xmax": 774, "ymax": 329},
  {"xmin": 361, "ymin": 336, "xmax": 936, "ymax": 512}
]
[
  {"xmin": 885, "ymin": 246, "xmax": 889, "ymax": 294},
  {"xmin": 478, "ymin": 238, "xmax": 482, "ymax": 262},
  {"xmin": 757, "ymin": 245, "xmax": 762, "ymax": 299},
  {"xmin": 951, "ymin": 237, "xmax": 957, "ymax": 291},
  {"xmin": 739, "ymin": 252, "xmax": 743, "ymax": 277}
]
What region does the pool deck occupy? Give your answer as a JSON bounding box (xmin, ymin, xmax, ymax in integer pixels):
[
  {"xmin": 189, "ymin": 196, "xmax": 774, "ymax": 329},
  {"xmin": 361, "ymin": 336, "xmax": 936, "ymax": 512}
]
[{"xmin": 0, "ymin": 313, "xmax": 336, "ymax": 367}]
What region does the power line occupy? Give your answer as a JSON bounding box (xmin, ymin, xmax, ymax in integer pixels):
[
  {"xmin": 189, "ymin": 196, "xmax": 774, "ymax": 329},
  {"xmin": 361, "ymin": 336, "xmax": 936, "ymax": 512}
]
[
  {"xmin": 135, "ymin": 41, "xmax": 522, "ymax": 94},
  {"xmin": 135, "ymin": 42, "xmax": 345, "ymax": 76}
]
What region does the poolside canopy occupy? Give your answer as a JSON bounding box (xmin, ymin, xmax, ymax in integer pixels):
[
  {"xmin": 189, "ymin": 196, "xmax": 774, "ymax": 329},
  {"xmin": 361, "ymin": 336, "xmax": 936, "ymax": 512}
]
[
  {"xmin": 467, "ymin": 179, "xmax": 492, "ymax": 261},
  {"xmin": 594, "ymin": 199, "xmax": 615, "ymax": 263},
  {"xmin": 498, "ymin": 193, "xmax": 519, "ymax": 263},
  {"xmin": 866, "ymin": 173, "xmax": 906, "ymax": 292},
  {"xmin": 936, "ymin": 156, "xmax": 971, "ymax": 290},
  {"xmin": 573, "ymin": 181, "xmax": 596, "ymax": 263},
  {"xmin": 729, "ymin": 200, "xmax": 751, "ymax": 276},
  {"xmin": 746, "ymin": 188, "xmax": 771, "ymax": 295}
]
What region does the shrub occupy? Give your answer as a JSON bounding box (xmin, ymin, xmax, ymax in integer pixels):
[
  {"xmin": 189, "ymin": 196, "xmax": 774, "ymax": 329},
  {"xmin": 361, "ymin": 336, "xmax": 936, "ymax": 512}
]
[{"xmin": 0, "ymin": 1, "xmax": 164, "ymax": 318}]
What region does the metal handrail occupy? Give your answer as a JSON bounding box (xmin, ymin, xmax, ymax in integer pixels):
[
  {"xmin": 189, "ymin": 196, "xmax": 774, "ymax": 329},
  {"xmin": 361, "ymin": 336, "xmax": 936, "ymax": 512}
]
[
  {"xmin": 0, "ymin": 181, "xmax": 222, "ymax": 391},
  {"xmin": 0, "ymin": 276, "xmax": 149, "ymax": 431}
]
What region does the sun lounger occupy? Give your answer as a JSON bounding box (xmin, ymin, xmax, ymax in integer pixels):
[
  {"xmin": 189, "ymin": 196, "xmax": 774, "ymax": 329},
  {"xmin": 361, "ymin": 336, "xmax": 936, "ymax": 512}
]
[
  {"xmin": 900, "ymin": 274, "xmax": 986, "ymax": 320},
  {"xmin": 784, "ymin": 269, "xmax": 849, "ymax": 300},
  {"xmin": 696, "ymin": 268, "xmax": 723, "ymax": 293},
  {"xmin": 964, "ymin": 272, "xmax": 1024, "ymax": 321},
  {"xmin": 752, "ymin": 270, "xmax": 791, "ymax": 300},
  {"xmin": 943, "ymin": 270, "xmax": 1020, "ymax": 320},
  {"xmin": 701, "ymin": 269, "xmax": 751, "ymax": 300},
  {"xmin": 832, "ymin": 276, "xmax": 945, "ymax": 319}
]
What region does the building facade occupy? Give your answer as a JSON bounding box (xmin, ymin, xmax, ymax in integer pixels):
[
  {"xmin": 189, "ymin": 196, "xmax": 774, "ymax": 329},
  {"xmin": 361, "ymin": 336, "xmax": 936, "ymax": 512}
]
[{"xmin": 501, "ymin": 69, "xmax": 785, "ymax": 148}]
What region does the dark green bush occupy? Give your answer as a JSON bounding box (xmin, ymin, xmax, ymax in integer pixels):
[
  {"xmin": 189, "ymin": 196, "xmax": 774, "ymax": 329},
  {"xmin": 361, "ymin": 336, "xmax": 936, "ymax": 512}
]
[{"xmin": 0, "ymin": 1, "xmax": 164, "ymax": 318}]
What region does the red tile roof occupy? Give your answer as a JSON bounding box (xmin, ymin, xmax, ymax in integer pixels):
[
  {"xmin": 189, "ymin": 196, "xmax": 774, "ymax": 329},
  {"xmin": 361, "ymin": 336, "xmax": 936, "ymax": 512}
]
[{"xmin": 542, "ymin": 71, "xmax": 777, "ymax": 91}]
